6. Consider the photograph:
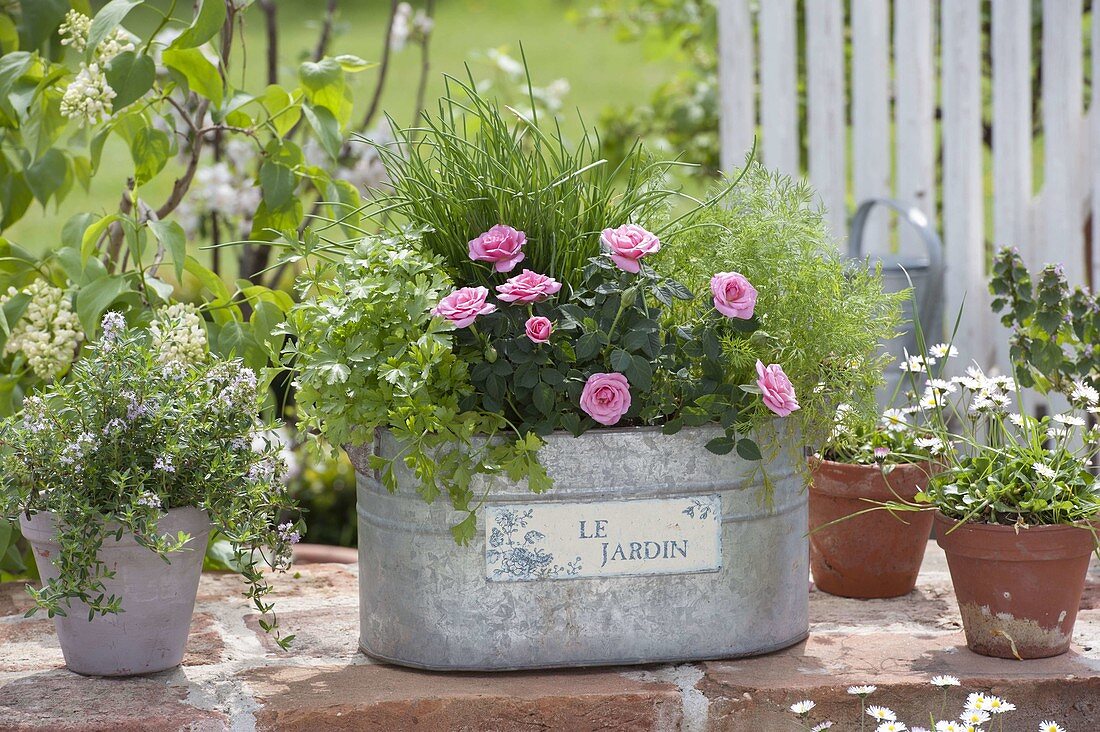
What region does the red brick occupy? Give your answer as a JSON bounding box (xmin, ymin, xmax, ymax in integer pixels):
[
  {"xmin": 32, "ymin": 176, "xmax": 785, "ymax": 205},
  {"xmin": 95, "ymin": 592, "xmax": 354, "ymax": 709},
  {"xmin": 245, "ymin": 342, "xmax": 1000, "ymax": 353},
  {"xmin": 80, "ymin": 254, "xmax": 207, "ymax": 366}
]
[{"xmin": 246, "ymin": 662, "xmax": 682, "ymax": 732}]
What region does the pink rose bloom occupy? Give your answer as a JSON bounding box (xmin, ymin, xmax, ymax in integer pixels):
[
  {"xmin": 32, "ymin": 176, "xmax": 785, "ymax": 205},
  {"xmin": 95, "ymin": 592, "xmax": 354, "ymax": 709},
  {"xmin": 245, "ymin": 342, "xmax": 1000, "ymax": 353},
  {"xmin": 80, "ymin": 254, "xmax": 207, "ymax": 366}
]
[
  {"xmin": 431, "ymin": 286, "xmax": 496, "ymax": 328},
  {"xmin": 600, "ymin": 224, "xmax": 661, "ymax": 273},
  {"xmin": 468, "ymin": 225, "xmax": 527, "ymax": 273},
  {"xmin": 710, "ymin": 271, "xmax": 758, "ymax": 319},
  {"xmin": 579, "ymin": 372, "xmax": 632, "ymax": 426},
  {"xmin": 756, "ymin": 360, "xmax": 800, "ymax": 417},
  {"xmin": 496, "ymin": 270, "xmax": 562, "ymax": 303},
  {"xmin": 525, "ymin": 316, "xmax": 552, "ymax": 344}
]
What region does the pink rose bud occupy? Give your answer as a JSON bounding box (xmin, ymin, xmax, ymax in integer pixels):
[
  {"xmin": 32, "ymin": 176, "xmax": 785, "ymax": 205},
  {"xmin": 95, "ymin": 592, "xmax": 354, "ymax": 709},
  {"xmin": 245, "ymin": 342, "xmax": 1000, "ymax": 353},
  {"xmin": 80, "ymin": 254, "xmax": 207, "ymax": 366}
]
[
  {"xmin": 525, "ymin": 316, "xmax": 552, "ymax": 344},
  {"xmin": 579, "ymin": 372, "xmax": 632, "ymax": 426},
  {"xmin": 431, "ymin": 286, "xmax": 497, "ymax": 328},
  {"xmin": 600, "ymin": 224, "xmax": 661, "ymax": 273},
  {"xmin": 495, "ymin": 269, "xmax": 563, "ymax": 303},
  {"xmin": 468, "ymin": 224, "xmax": 527, "ymax": 273},
  {"xmin": 710, "ymin": 271, "xmax": 758, "ymax": 319},
  {"xmin": 755, "ymin": 360, "xmax": 800, "ymax": 417}
]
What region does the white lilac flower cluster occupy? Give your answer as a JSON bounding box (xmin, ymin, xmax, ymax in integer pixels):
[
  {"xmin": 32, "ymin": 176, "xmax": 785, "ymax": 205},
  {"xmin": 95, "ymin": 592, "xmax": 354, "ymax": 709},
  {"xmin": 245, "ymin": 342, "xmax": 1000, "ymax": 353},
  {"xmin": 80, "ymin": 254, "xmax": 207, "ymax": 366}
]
[
  {"xmin": 789, "ymin": 680, "xmax": 1058, "ymax": 732},
  {"xmin": 59, "ymin": 62, "xmax": 116, "ymax": 125},
  {"xmin": 302, "ymin": 125, "xmax": 394, "ymax": 193},
  {"xmin": 474, "ymin": 48, "xmax": 570, "ymax": 117},
  {"xmin": 1, "ymin": 280, "xmax": 84, "ymax": 381},
  {"xmin": 390, "ymin": 2, "xmax": 434, "ymax": 51},
  {"xmin": 58, "ymin": 10, "xmax": 135, "ymax": 63},
  {"xmin": 58, "ymin": 11, "xmax": 136, "ymax": 125},
  {"xmin": 177, "ymin": 141, "xmax": 262, "ymax": 240},
  {"xmin": 150, "ymin": 303, "xmax": 208, "ymax": 365},
  {"xmin": 58, "ymin": 10, "xmax": 92, "ymax": 53}
]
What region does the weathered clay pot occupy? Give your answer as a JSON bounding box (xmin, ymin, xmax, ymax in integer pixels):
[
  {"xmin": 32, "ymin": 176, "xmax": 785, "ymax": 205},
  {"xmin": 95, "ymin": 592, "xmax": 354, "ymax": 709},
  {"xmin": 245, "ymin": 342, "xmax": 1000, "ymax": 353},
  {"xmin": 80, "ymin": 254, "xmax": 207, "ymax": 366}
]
[
  {"xmin": 809, "ymin": 459, "xmax": 935, "ymax": 598},
  {"xmin": 20, "ymin": 507, "xmax": 211, "ymax": 676},
  {"xmin": 935, "ymin": 512, "xmax": 1096, "ymax": 659}
]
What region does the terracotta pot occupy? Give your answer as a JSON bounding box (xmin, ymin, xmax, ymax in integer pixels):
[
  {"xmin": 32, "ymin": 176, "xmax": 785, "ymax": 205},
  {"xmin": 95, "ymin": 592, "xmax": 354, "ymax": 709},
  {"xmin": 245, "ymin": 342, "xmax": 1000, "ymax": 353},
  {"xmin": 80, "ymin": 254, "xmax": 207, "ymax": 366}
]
[
  {"xmin": 809, "ymin": 459, "xmax": 935, "ymax": 598},
  {"xmin": 935, "ymin": 512, "xmax": 1095, "ymax": 659}
]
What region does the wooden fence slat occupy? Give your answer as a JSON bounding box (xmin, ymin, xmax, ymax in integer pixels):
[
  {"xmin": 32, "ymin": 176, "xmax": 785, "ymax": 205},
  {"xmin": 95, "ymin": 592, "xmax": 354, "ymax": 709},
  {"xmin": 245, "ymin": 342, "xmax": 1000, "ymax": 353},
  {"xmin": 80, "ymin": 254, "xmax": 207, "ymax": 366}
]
[
  {"xmin": 717, "ymin": 0, "xmax": 756, "ymax": 174},
  {"xmin": 806, "ymin": 0, "xmax": 846, "ymax": 242},
  {"xmin": 991, "ymin": 0, "xmax": 1033, "ymax": 373},
  {"xmin": 851, "ymin": 0, "xmax": 891, "ymax": 253},
  {"xmin": 941, "ymin": 0, "xmax": 988, "ymax": 359},
  {"xmin": 1094, "ymin": 1, "xmax": 1100, "ymax": 290},
  {"xmin": 1041, "ymin": 0, "xmax": 1084, "ymax": 281},
  {"xmin": 759, "ymin": 0, "xmax": 798, "ymax": 176},
  {"xmin": 992, "ymin": 0, "xmax": 1033, "ymax": 262},
  {"xmin": 894, "ymin": 0, "xmax": 935, "ymax": 255}
]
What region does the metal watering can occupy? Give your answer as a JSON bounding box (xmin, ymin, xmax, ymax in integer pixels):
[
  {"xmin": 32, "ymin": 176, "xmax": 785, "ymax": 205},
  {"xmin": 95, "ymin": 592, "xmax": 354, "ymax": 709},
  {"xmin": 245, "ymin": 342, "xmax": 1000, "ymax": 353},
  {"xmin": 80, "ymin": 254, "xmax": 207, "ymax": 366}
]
[{"xmin": 848, "ymin": 198, "xmax": 945, "ymax": 405}]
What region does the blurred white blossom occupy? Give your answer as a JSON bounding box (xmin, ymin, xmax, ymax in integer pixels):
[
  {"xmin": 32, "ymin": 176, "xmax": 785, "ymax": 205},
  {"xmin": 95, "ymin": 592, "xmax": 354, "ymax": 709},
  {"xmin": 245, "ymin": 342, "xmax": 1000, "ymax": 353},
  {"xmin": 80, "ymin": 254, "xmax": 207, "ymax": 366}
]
[
  {"xmin": 1, "ymin": 280, "xmax": 84, "ymax": 381},
  {"xmin": 150, "ymin": 303, "xmax": 208, "ymax": 365}
]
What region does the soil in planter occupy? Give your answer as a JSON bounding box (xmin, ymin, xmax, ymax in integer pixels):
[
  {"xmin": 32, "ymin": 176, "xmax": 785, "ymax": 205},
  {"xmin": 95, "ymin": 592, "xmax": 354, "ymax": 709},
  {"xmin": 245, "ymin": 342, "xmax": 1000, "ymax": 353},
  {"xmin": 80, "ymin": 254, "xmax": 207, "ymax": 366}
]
[{"xmin": 809, "ymin": 459, "xmax": 935, "ymax": 599}]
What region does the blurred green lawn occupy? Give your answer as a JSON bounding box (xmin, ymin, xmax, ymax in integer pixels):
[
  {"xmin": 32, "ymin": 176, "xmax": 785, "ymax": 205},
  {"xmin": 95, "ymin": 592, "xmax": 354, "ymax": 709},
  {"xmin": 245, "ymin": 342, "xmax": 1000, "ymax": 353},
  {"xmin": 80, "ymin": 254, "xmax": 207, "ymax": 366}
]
[{"xmin": 7, "ymin": 0, "xmax": 673, "ymax": 250}]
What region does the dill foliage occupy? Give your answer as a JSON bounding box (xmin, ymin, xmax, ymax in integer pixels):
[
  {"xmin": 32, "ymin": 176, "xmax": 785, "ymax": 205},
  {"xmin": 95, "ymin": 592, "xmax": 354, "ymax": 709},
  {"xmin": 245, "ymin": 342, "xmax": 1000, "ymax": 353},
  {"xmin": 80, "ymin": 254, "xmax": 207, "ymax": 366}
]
[{"xmin": 664, "ymin": 163, "xmax": 905, "ymax": 446}]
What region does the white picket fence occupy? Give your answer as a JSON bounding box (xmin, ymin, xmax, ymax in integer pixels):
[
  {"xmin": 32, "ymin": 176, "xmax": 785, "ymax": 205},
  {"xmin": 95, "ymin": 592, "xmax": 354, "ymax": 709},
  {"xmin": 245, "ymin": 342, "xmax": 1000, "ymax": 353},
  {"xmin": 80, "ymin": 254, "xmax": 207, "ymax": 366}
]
[{"xmin": 717, "ymin": 0, "xmax": 1096, "ymax": 373}]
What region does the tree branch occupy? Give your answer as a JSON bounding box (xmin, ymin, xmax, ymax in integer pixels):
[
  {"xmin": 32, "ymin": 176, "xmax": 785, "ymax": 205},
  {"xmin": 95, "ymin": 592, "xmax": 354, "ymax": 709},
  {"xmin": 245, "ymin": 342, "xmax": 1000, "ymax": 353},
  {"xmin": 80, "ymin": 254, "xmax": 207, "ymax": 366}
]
[
  {"xmin": 313, "ymin": 0, "xmax": 339, "ymax": 61},
  {"xmin": 105, "ymin": 180, "xmax": 135, "ymax": 273},
  {"xmin": 411, "ymin": 0, "xmax": 436, "ymax": 128},
  {"xmin": 155, "ymin": 98, "xmax": 211, "ymax": 220},
  {"xmin": 258, "ymin": 0, "xmax": 278, "ymax": 85},
  {"xmin": 359, "ymin": 0, "xmax": 400, "ymax": 132}
]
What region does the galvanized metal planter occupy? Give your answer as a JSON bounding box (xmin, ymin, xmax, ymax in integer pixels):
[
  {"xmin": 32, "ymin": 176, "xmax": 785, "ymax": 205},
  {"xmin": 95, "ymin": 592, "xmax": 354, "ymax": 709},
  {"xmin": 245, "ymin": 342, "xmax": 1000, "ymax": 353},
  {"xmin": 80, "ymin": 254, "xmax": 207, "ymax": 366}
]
[{"xmin": 347, "ymin": 424, "xmax": 809, "ymax": 671}]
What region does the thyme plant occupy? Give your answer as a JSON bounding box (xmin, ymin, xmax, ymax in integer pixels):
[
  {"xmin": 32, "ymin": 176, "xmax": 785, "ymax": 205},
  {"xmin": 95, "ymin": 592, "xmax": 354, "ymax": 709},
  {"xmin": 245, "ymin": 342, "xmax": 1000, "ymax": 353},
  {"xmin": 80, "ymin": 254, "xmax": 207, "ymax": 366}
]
[{"xmin": 0, "ymin": 313, "xmax": 300, "ymax": 647}]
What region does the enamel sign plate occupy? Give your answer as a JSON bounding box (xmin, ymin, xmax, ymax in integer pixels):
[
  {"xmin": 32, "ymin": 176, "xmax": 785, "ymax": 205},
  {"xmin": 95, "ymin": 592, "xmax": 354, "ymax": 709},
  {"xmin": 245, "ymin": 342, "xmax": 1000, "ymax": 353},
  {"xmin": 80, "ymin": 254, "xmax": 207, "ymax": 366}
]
[{"xmin": 484, "ymin": 495, "xmax": 722, "ymax": 582}]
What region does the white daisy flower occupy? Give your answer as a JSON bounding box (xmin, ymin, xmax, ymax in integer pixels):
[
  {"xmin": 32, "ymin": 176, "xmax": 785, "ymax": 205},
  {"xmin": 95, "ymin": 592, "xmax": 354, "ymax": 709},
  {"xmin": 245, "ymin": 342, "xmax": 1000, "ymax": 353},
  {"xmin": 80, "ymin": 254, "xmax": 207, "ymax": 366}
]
[
  {"xmin": 901, "ymin": 350, "xmax": 935, "ymax": 373},
  {"xmin": 935, "ymin": 722, "xmax": 962, "ymax": 732},
  {"xmin": 1009, "ymin": 413, "xmax": 1028, "ymax": 427},
  {"xmin": 969, "ymin": 394, "xmax": 992, "ymax": 413},
  {"xmin": 878, "ymin": 723, "xmax": 907, "ymax": 732},
  {"xmin": 952, "ymin": 374, "xmax": 984, "ymax": 390},
  {"xmin": 867, "ymin": 706, "xmax": 897, "ymax": 722},
  {"xmin": 930, "ymin": 675, "xmax": 960, "ymax": 687},
  {"xmin": 926, "ymin": 378, "xmax": 958, "ymax": 395},
  {"xmin": 915, "ymin": 437, "xmax": 947, "ymax": 455},
  {"xmin": 811, "ymin": 723, "xmax": 834, "ymax": 732},
  {"xmin": 1053, "ymin": 413, "xmax": 1086, "ymax": 427},
  {"xmin": 881, "ymin": 408, "xmax": 909, "ymax": 432},
  {"xmin": 987, "ymin": 698, "xmax": 1014, "ymax": 714},
  {"xmin": 1048, "ymin": 427, "xmax": 1069, "ymax": 439},
  {"xmin": 790, "ymin": 700, "xmax": 816, "ymax": 715},
  {"xmin": 1033, "ymin": 463, "xmax": 1057, "ymax": 480},
  {"xmin": 964, "ymin": 692, "xmax": 989, "ymax": 711},
  {"xmin": 930, "ymin": 343, "xmax": 959, "ymax": 359},
  {"xmin": 959, "ymin": 710, "xmax": 991, "ymax": 725},
  {"xmin": 848, "ymin": 685, "xmax": 877, "ymax": 697},
  {"xmin": 1070, "ymin": 381, "xmax": 1100, "ymax": 405},
  {"xmin": 1039, "ymin": 722, "xmax": 1065, "ymax": 732}
]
